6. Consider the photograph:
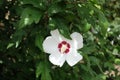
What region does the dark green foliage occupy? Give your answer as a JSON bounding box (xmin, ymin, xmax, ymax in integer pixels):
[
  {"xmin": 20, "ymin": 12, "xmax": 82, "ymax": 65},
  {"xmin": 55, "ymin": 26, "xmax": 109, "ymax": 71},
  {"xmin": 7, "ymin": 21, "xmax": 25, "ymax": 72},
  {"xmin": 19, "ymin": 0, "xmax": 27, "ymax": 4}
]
[{"xmin": 0, "ymin": 0, "xmax": 120, "ymax": 80}]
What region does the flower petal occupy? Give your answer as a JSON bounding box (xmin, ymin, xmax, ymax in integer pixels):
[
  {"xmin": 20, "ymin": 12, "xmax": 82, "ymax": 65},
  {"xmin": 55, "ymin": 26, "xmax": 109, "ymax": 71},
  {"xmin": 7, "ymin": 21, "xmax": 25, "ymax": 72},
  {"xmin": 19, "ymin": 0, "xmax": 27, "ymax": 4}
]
[
  {"xmin": 43, "ymin": 36, "xmax": 58, "ymax": 54},
  {"xmin": 66, "ymin": 50, "xmax": 83, "ymax": 66},
  {"xmin": 50, "ymin": 29, "xmax": 62, "ymax": 42},
  {"xmin": 70, "ymin": 32, "xmax": 83, "ymax": 49},
  {"xmin": 49, "ymin": 53, "xmax": 65, "ymax": 67}
]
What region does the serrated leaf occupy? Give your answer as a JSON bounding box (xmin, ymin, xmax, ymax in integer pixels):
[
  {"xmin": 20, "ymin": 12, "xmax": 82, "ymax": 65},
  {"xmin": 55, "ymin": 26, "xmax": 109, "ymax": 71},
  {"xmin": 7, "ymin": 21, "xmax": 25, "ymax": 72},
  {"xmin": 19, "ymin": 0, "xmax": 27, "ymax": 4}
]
[{"xmin": 19, "ymin": 7, "xmax": 42, "ymax": 29}]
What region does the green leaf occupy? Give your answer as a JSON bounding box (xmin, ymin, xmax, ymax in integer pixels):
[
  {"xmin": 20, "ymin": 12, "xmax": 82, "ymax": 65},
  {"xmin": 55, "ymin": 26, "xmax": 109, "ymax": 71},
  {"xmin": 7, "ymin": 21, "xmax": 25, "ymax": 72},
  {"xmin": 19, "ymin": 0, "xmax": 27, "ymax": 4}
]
[
  {"xmin": 55, "ymin": 18, "xmax": 71, "ymax": 39},
  {"xmin": 112, "ymin": 48, "xmax": 118, "ymax": 55},
  {"xmin": 48, "ymin": 3, "xmax": 63, "ymax": 16},
  {"xmin": 89, "ymin": 56, "xmax": 100, "ymax": 64},
  {"xmin": 36, "ymin": 62, "xmax": 52, "ymax": 80},
  {"xmin": 49, "ymin": 17, "xmax": 70, "ymax": 39},
  {"xmin": 83, "ymin": 54, "xmax": 97, "ymax": 76},
  {"xmin": 15, "ymin": 41, "xmax": 20, "ymax": 48},
  {"xmin": 12, "ymin": 30, "xmax": 26, "ymax": 41},
  {"xmin": 36, "ymin": 62, "xmax": 43, "ymax": 78},
  {"xmin": 81, "ymin": 44, "xmax": 96, "ymax": 54},
  {"xmin": 35, "ymin": 34, "xmax": 44, "ymax": 51},
  {"xmin": 41, "ymin": 69, "xmax": 52, "ymax": 80},
  {"xmin": 19, "ymin": 7, "xmax": 42, "ymax": 29},
  {"xmin": 64, "ymin": 11, "xmax": 75, "ymax": 22},
  {"xmin": 104, "ymin": 62, "xmax": 114, "ymax": 69},
  {"xmin": 115, "ymin": 58, "xmax": 120, "ymax": 64},
  {"xmin": 83, "ymin": 20, "xmax": 91, "ymax": 32},
  {"xmin": 94, "ymin": 74, "xmax": 107, "ymax": 80},
  {"xmin": 84, "ymin": 22, "xmax": 91, "ymax": 32},
  {"xmin": 7, "ymin": 43, "xmax": 14, "ymax": 49},
  {"xmin": 89, "ymin": 56, "xmax": 103, "ymax": 73},
  {"xmin": 20, "ymin": 0, "xmax": 46, "ymax": 10},
  {"xmin": 48, "ymin": 18, "xmax": 56, "ymax": 29},
  {"xmin": 98, "ymin": 12, "xmax": 109, "ymax": 35},
  {"xmin": 77, "ymin": 5, "xmax": 90, "ymax": 19}
]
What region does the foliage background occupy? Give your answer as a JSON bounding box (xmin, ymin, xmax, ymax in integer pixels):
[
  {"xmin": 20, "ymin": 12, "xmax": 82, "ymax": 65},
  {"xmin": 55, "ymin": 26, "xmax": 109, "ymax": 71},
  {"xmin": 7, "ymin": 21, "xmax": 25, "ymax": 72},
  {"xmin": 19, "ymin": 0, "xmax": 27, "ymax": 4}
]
[{"xmin": 0, "ymin": 0, "xmax": 120, "ymax": 80}]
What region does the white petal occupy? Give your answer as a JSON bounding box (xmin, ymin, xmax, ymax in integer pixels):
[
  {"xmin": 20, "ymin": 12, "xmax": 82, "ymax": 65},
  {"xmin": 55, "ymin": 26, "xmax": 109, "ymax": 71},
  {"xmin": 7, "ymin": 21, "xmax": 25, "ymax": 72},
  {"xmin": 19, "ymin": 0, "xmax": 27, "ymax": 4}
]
[
  {"xmin": 66, "ymin": 50, "xmax": 83, "ymax": 66},
  {"xmin": 70, "ymin": 32, "xmax": 83, "ymax": 49},
  {"xmin": 49, "ymin": 53, "xmax": 65, "ymax": 67},
  {"xmin": 50, "ymin": 29, "xmax": 72, "ymax": 44},
  {"xmin": 50, "ymin": 29, "xmax": 62, "ymax": 42},
  {"xmin": 43, "ymin": 36, "xmax": 58, "ymax": 54}
]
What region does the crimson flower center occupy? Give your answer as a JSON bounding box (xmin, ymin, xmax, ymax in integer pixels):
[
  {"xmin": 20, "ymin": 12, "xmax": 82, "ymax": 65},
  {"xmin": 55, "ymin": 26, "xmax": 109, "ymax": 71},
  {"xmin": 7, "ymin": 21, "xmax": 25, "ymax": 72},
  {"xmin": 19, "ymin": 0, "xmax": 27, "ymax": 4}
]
[{"xmin": 58, "ymin": 41, "xmax": 71, "ymax": 54}]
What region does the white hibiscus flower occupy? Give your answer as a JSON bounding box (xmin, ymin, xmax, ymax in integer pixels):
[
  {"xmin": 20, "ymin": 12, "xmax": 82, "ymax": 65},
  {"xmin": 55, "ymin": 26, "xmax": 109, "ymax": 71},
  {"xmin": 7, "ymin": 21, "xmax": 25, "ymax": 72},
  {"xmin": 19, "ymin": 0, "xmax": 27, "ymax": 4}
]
[{"xmin": 43, "ymin": 29, "xmax": 83, "ymax": 67}]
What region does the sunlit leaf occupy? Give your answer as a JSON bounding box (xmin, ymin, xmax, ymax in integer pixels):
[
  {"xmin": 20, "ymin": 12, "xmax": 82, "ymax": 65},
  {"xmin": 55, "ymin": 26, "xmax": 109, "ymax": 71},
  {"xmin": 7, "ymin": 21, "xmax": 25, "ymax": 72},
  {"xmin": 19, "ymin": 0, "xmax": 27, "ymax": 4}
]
[
  {"xmin": 7, "ymin": 43, "xmax": 14, "ymax": 49},
  {"xmin": 19, "ymin": 7, "xmax": 42, "ymax": 29}
]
